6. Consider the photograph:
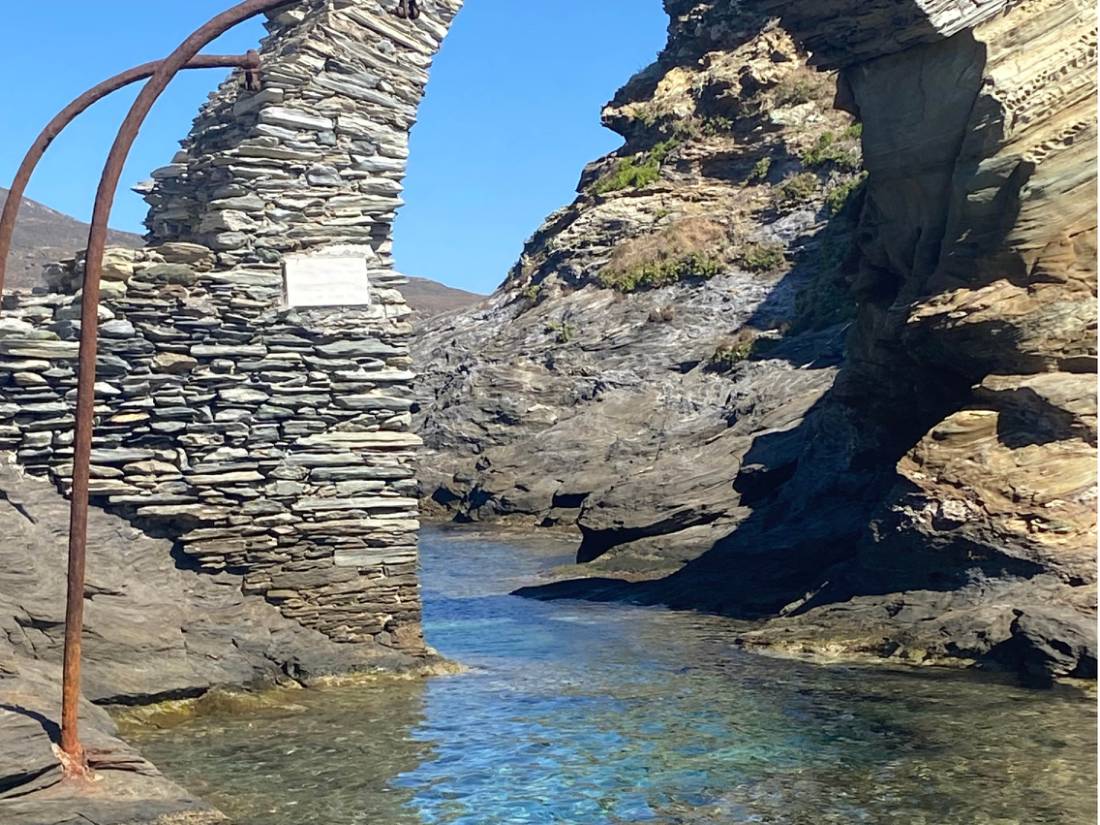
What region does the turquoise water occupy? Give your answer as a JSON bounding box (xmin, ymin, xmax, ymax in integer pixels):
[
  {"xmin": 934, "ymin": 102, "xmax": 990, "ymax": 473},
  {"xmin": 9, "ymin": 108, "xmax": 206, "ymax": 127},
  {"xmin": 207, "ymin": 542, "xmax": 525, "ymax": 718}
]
[{"xmin": 129, "ymin": 526, "xmax": 1098, "ymax": 824}]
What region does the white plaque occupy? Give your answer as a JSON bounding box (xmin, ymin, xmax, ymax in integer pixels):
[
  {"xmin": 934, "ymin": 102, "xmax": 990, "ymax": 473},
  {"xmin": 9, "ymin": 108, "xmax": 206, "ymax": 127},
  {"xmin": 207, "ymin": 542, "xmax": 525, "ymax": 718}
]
[{"xmin": 283, "ymin": 254, "xmax": 372, "ymax": 308}]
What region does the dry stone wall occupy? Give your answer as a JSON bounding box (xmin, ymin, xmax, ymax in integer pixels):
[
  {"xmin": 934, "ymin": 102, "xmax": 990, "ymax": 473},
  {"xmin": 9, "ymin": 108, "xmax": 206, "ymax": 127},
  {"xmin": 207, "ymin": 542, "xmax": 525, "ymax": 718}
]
[
  {"xmin": 142, "ymin": 0, "xmax": 463, "ymax": 267},
  {"xmin": 0, "ymin": 243, "xmax": 423, "ymax": 649},
  {"xmin": 0, "ymin": 0, "xmax": 464, "ymax": 653}
]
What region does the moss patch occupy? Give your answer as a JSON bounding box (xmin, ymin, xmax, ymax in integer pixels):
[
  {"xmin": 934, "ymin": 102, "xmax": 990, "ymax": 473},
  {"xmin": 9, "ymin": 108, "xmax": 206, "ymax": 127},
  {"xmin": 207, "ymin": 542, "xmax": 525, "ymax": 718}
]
[{"xmin": 592, "ymin": 139, "xmax": 679, "ymax": 195}]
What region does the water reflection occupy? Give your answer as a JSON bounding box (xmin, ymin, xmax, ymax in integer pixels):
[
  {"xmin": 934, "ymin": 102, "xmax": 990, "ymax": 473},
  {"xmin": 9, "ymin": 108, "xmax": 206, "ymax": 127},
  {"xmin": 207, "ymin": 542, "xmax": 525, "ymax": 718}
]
[{"xmin": 128, "ymin": 526, "xmax": 1097, "ymax": 825}]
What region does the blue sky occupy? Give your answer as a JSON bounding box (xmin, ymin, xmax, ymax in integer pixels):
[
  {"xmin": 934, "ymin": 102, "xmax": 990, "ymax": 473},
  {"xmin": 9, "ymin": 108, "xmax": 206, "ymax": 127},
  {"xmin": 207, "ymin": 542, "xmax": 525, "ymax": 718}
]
[{"xmin": 0, "ymin": 1, "xmax": 667, "ymax": 294}]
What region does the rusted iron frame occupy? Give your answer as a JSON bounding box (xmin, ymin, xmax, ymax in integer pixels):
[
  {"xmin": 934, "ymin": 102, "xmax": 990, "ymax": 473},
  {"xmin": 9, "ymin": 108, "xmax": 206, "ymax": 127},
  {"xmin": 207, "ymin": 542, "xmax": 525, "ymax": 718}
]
[
  {"xmin": 60, "ymin": 0, "xmax": 296, "ymax": 776},
  {"xmin": 0, "ymin": 53, "xmax": 261, "ymax": 300}
]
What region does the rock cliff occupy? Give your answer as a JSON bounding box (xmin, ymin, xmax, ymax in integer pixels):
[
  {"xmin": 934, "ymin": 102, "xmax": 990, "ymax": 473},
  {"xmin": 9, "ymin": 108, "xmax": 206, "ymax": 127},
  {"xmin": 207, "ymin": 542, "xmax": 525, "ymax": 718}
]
[
  {"xmin": 416, "ymin": 0, "xmax": 1097, "ymax": 682},
  {"xmin": 416, "ymin": 0, "xmax": 865, "ymax": 573}
]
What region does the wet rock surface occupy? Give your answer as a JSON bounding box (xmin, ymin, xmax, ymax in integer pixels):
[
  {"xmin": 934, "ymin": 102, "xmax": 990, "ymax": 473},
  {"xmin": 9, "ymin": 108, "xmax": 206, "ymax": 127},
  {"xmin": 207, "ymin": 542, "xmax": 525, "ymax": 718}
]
[{"xmin": 0, "ymin": 464, "xmax": 417, "ymax": 822}]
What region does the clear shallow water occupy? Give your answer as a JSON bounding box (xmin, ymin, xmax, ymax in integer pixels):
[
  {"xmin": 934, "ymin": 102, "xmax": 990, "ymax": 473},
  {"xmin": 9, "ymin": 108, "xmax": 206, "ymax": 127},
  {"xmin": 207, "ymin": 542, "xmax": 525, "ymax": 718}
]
[{"xmin": 128, "ymin": 526, "xmax": 1097, "ymax": 824}]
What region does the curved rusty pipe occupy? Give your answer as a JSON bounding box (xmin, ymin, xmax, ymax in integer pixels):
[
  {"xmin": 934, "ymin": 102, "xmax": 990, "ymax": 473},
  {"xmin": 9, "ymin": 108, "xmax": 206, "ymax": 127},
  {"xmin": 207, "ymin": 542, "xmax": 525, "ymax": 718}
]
[
  {"xmin": 61, "ymin": 0, "xmax": 296, "ymax": 772},
  {"xmin": 0, "ymin": 53, "xmax": 261, "ymax": 300}
]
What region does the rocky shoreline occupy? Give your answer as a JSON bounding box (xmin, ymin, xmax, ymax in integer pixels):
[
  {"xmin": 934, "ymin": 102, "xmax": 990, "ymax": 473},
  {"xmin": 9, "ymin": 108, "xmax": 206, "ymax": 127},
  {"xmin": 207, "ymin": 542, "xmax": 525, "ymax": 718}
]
[
  {"xmin": 0, "ymin": 464, "xmax": 441, "ymax": 823},
  {"xmin": 415, "ymin": 0, "xmax": 1097, "ymax": 684},
  {"xmin": 0, "ymin": 0, "xmax": 1095, "ymax": 819}
]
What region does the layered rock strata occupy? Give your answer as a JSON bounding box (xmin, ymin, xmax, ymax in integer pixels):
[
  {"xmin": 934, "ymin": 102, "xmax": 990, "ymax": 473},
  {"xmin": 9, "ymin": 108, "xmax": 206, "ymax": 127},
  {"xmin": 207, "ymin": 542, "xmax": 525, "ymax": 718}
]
[
  {"xmin": 716, "ymin": 0, "xmax": 1098, "ymax": 681},
  {"xmin": 416, "ymin": 1, "xmax": 864, "ymax": 575},
  {"xmin": 417, "ymin": 0, "xmax": 1097, "ymax": 681}
]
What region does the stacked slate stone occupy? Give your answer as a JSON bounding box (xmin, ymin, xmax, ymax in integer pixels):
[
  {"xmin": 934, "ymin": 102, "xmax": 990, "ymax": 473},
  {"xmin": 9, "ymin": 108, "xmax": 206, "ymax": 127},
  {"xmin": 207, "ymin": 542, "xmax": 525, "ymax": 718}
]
[
  {"xmin": 0, "ymin": 0, "xmax": 464, "ymax": 652},
  {"xmin": 141, "ymin": 0, "xmax": 463, "ymax": 269},
  {"xmin": 1, "ymin": 243, "xmax": 423, "ymax": 648}
]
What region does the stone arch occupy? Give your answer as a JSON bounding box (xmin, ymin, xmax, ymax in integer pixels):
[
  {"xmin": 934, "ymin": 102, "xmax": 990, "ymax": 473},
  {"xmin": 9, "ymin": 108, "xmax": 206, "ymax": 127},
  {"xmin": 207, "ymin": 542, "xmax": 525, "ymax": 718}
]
[{"xmin": 0, "ymin": 2, "xmax": 464, "ymax": 659}]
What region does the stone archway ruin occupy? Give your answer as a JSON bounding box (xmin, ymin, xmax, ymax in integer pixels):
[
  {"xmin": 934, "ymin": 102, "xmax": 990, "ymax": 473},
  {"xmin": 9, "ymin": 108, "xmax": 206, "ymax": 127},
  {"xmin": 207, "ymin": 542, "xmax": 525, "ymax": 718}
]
[
  {"xmin": 0, "ymin": 0, "xmax": 465, "ymax": 662},
  {"xmin": 0, "ymin": 0, "xmax": 1094, "ymax": 691}
]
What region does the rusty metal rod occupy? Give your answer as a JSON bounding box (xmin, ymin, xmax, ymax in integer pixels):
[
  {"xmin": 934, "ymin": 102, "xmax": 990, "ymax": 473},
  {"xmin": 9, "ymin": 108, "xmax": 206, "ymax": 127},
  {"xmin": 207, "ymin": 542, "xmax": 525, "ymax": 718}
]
[
  {"xmin": 61, "ymin": 0, "xmax": 294, "ymax": 772},
  {"xmin": 0, "ymin": 54, "xmax": 262, "ymax": 300}
]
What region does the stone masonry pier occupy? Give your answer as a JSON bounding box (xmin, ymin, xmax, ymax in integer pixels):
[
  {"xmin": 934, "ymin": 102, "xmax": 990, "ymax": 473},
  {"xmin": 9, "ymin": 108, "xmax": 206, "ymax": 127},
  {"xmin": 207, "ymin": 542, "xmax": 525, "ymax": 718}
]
[{"xmin": 0, "ymin": 0, "xmax": 464, "ymax": 654}]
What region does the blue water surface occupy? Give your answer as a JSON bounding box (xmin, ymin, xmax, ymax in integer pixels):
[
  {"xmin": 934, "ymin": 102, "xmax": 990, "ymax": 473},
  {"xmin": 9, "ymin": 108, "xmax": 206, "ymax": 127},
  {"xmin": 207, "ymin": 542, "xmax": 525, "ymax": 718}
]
[{"xmin": 127, "ymin": 526, "xmax": 1098, "ymax": 825}]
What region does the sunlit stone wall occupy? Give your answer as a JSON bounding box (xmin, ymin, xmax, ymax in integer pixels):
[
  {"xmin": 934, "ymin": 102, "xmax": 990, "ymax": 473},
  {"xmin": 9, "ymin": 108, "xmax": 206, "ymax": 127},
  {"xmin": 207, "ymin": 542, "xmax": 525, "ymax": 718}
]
[
  {"xmin": 0, "ymin": 0, "xmax": 464, "ymax": 654},
  {"xmin": 143, "ymin": 0, "xmax": 464, "ymax": 267}
]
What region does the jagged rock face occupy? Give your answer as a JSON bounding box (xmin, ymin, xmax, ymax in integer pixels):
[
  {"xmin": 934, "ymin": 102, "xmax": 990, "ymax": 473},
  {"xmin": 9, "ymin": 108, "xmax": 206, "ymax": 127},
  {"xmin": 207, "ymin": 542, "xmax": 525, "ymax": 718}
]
[
  {"xmin": 417, "ymin": 0, "xmax": 1096, "ymax": 680},
  {"xmin": 415, "ymin": 1, "xmax": 864, "ymax": 575}
]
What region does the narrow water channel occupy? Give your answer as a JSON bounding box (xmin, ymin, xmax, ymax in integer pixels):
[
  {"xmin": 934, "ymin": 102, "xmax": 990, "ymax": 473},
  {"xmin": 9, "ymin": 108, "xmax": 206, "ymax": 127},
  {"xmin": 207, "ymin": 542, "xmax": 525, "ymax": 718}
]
[{"xmin": 127, "ymin": 526, "xmax": 1097, "ymax": 824}]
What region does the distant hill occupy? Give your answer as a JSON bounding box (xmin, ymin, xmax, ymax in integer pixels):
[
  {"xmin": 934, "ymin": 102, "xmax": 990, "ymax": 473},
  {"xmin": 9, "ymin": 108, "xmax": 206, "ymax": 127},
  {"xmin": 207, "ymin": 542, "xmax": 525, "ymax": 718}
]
[
  {"xmin": 0, "ymin": 187, "xmax": 143, "ymax": 291},
  {"xmin": 0, "ymin": 187, "xmax": 482, "ymax": 316},
  {"xmin": 402, "ymin": 276, "xmax": 484, "ymax": 316}
]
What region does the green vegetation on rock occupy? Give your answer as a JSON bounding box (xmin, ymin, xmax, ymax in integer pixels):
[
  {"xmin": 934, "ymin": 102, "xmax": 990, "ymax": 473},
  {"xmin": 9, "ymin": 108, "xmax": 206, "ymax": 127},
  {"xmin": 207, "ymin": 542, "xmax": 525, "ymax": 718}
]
[
  {"xmin": 678, "ymin": 115, "xmax": 734, "ymax": 139},
  {"xmin": 545, "ymin": 321, "xmax": 577, "ymax": 344},
  {"xmin": 800, "ymin": 131, "xmax": 862, "ymax": 171},
  {"xmin": 791, "ymin": 212, "xmax": 860, "ymax": 333},
  {"xmin": 599, "ymin": 217, "xmax": 728, "ymax": 292},
  {"xmin": 737, "ymin": 241, "xmax": 786, "ymax": 273},
  {"xmin": 776, "ymin": 172, "xmax": 820, "ymax": 206},
  {"xmin": 772, "ymin": 66, "xmax": 835, "ymax": 106},
  {"xmin": 825, "ymin": 172, "xmax": 869, "ymax": 215},
  {"xmin": 709, "ymin": 329, "xmax": 759, "ymax": 371},
  {"xmin": 598, "ymin": 253, "xmax": 722, "ymax": 292},
  {"xmin": 593, "ymin": 139, "xmax": 679, "ymax": 195},
  {"xmin": 521, "ymin": 283, "xmax": 543, "ymax": 304},
  {"xmin": 748, "ymin": 157, "xmax": 773, "ymax": 183}
]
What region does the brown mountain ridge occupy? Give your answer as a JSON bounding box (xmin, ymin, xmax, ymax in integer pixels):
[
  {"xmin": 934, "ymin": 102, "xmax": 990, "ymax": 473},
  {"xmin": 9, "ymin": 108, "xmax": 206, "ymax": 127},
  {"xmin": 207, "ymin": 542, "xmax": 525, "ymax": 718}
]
[
  {"xmin": 0, "ymin": 187, "xmax": 143, "ymax": 291},
  {"xmin": 0, "ymin": 187, "xmax": 481, "ymax": 316}
]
